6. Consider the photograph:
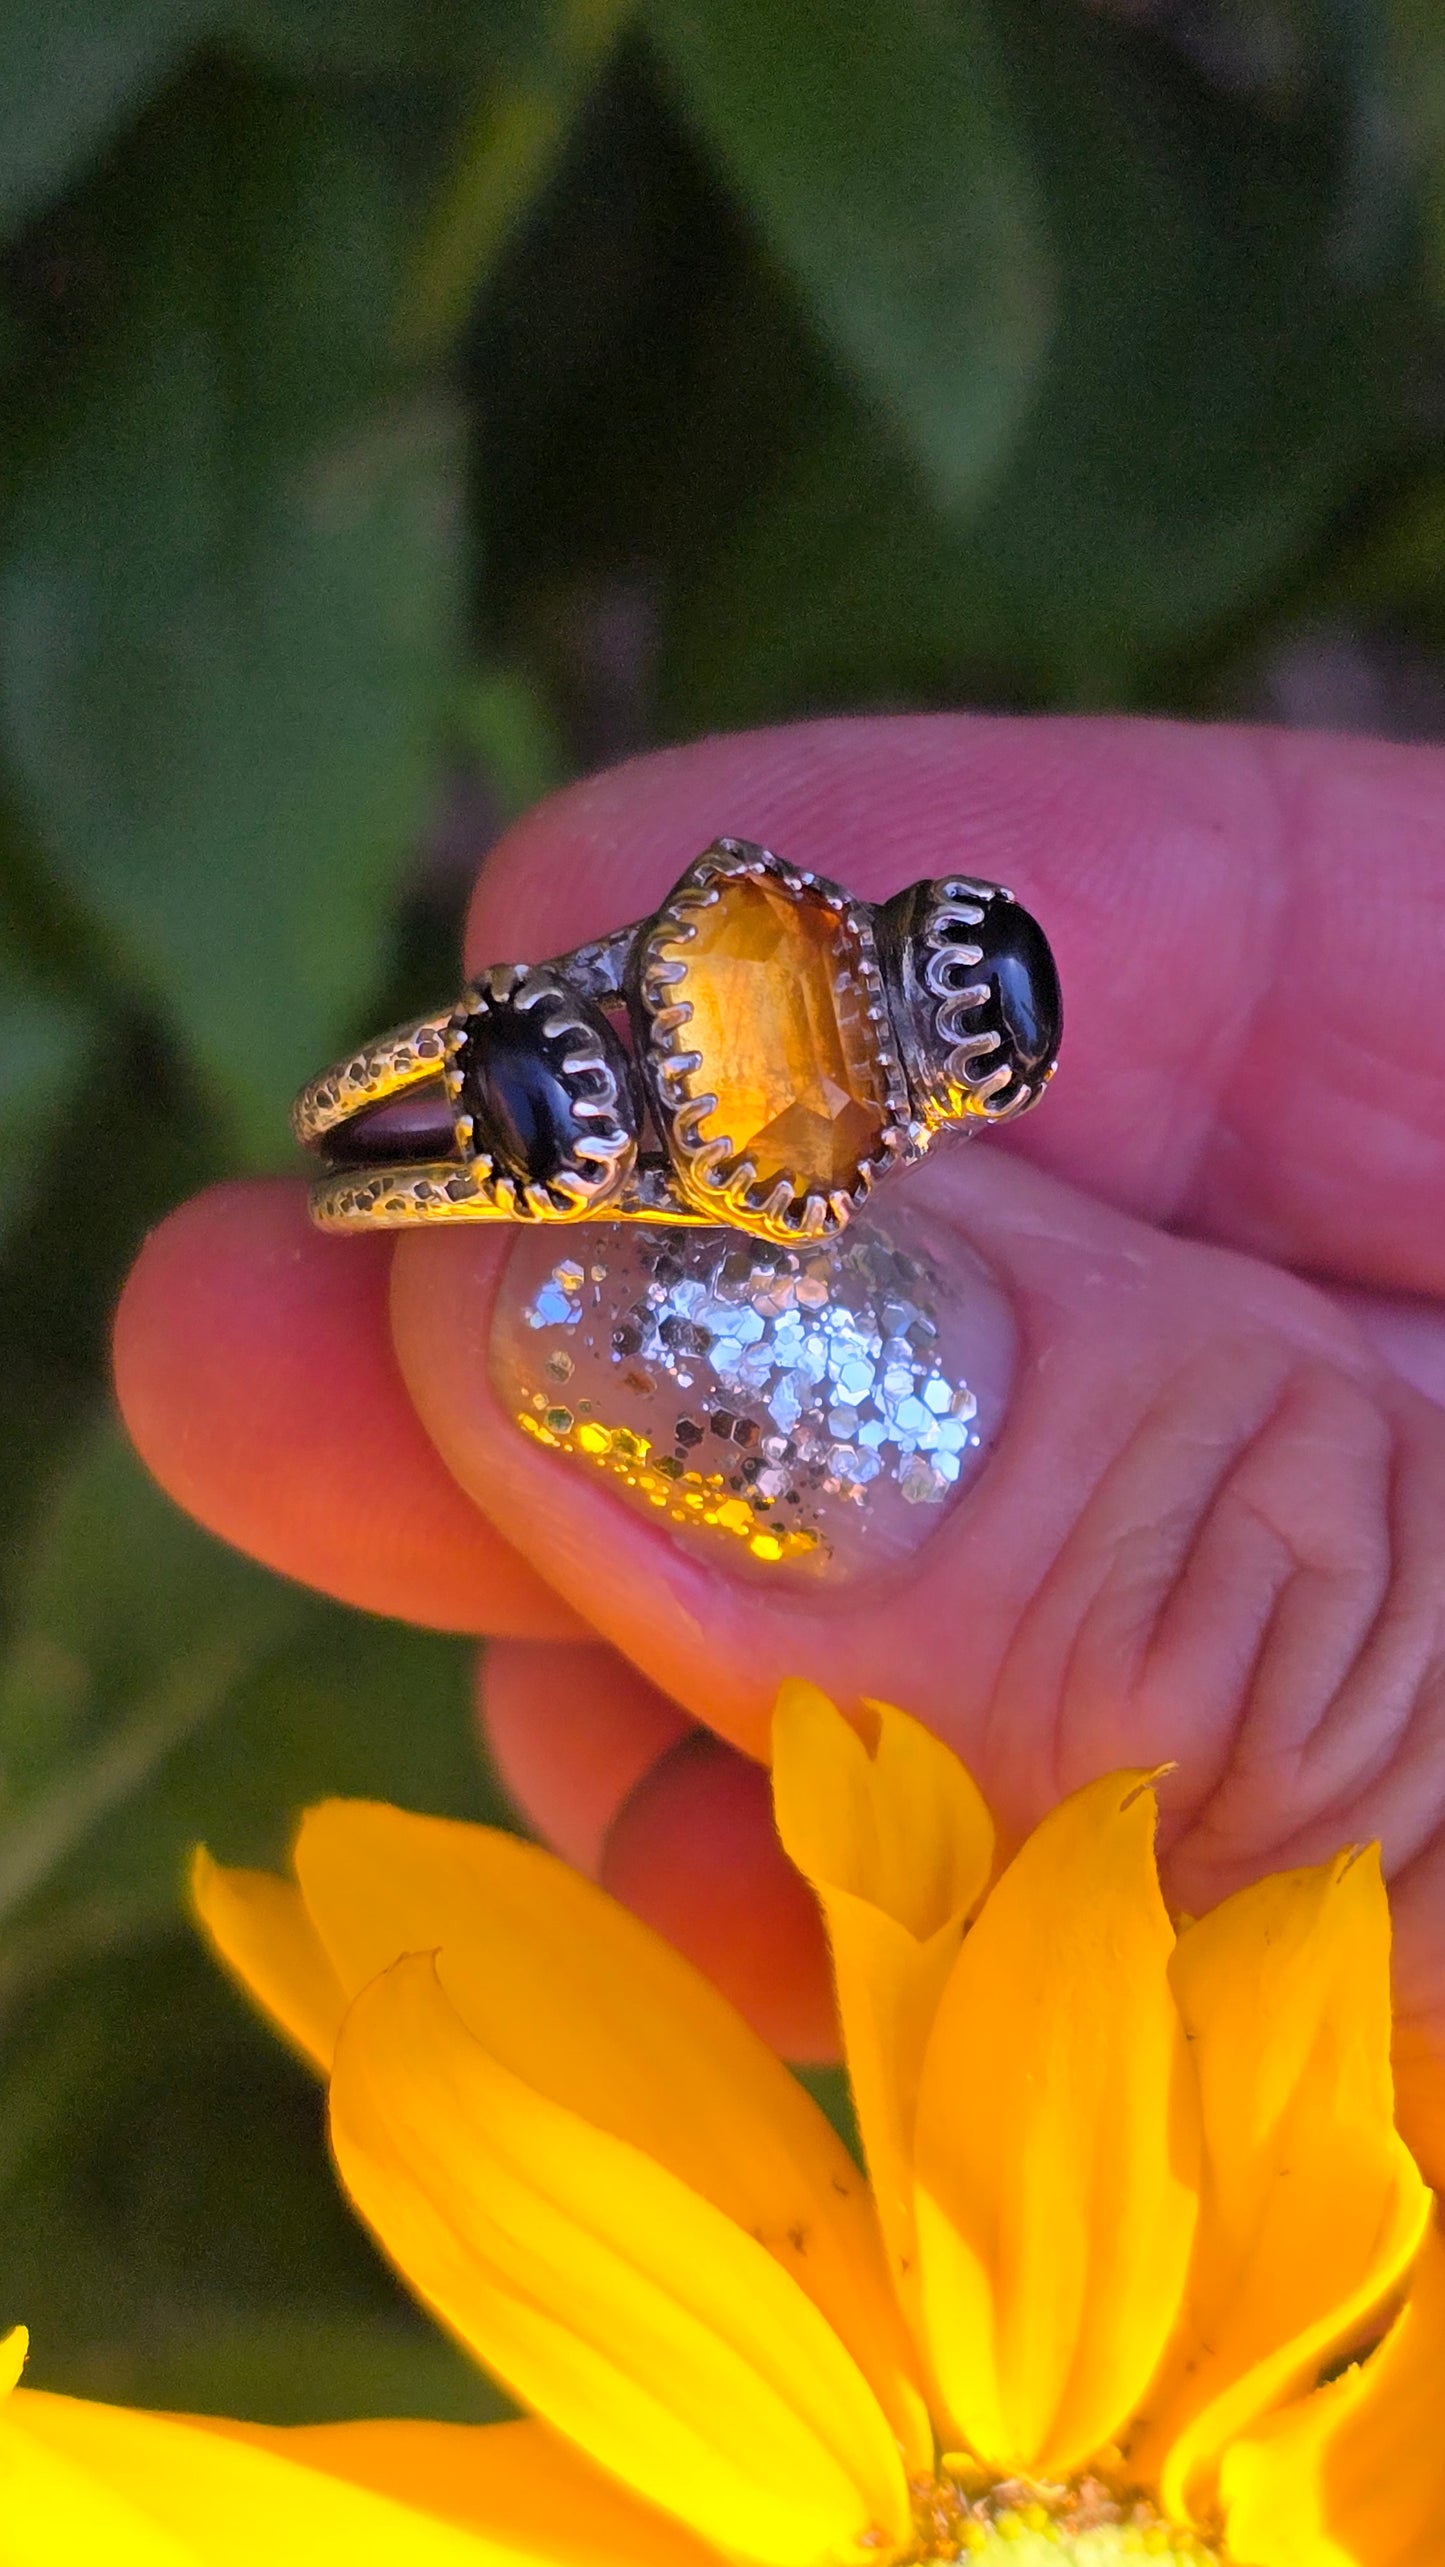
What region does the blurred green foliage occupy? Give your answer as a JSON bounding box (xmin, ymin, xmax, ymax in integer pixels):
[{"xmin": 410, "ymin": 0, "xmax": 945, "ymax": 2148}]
[{"xmin": 1, "ymin": 0, "xmax": 1445, "ymax": 2425}]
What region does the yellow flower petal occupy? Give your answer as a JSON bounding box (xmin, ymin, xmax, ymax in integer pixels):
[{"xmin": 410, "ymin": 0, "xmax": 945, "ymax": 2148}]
[
  {"xmin": 1134, "ymin": 1849, "xmax": 1433, "ymax": 2525},
  {"xmin": 329, "ymin": 1952, "xmax": 912, "ymax": 2567},
  {"xmin": 0, "ymin": 2328, "xmax": 27, "ymax": 2400},
  {"xmin": 209, "ymin": 2416, "xmax": 719, "ymax": 2567},
  {"xmin": 1221, "ymin": 2220, "xmax": 1445, "ymax": 2567},
  {"xmin": 190, "ymin": 1851, "xmax": 345, "ymax": 2070},
  {"xmin": 772, "ymin": 1684, "xmax": 992, "ymax": 2288},
  {"xmin": 772, "ymin": 1683, "xmax": 994, "ymax": 1940},
  {"xmin": 288, "ymin": 1800, "xmax": 927, "ymax": 2461},
  {"xmin": 0, "ymin": 2390, "xmax": 514, "ymax": 2564},
  {"xmin": 913, "ymin": 1773, "xmax": 1199, "ymax": 2477}
]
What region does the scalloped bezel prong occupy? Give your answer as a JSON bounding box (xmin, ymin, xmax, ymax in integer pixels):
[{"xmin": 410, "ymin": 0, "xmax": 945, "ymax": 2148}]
[
  {"xmin": 445, "ymin": 963, "xmax": 638, "ymax": 1223},
  {"xmin": 877, "ymin": 875, "xmax": 1062, "ymax": 1144},
  {"xmin": 628, "ymin": 838, "xmax": 913, "ymax": 1246}
]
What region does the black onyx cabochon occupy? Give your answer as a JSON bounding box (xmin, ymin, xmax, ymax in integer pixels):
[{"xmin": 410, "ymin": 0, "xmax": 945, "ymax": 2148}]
[
  {"xmin": 982, "ymin": 898, "xmax": 1062, "ymax": 1081},
  {"xmin": 459, "ymin": 1005, "xmax": 593, "ymax": 1187}
]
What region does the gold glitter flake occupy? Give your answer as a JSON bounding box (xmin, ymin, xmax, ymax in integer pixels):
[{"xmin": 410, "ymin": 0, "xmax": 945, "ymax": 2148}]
[{"xmin": 517, "ymin": 1407, "xmax": 822, "ymax": 1563}]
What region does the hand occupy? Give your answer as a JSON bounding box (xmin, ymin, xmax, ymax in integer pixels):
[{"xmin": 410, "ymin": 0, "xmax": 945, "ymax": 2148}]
[{"xmin": 113, "ymin": 714, "xmax": 1445, "ymax": 2177}]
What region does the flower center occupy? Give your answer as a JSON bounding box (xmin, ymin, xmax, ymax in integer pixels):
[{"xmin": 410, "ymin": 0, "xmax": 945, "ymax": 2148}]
[{"xmin": 903, "ymin": 2464, "xmax": 1221, "ymax": 2563}]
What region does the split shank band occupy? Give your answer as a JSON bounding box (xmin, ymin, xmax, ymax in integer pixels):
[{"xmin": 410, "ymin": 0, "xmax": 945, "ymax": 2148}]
[{"xmin": 293, "ymin": 839, "xmax": 1063, "ymax": 1250}]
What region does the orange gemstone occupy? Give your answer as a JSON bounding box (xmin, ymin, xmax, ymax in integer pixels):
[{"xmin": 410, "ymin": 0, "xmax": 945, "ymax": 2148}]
[{"xmin": 675, "ymin": 876, "xmax": 887, "ymax": 1195}]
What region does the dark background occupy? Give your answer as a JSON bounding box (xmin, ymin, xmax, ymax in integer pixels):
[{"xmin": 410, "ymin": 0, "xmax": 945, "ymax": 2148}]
[{"xmin": 0, "ymin": 0, "xmax": 1442, "ymax": 2421}]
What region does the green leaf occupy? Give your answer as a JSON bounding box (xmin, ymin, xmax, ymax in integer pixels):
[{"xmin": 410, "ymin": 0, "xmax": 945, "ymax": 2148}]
[
  {"xmin": 0, "ymin": 1418, "xmax": 497, "ymax": 2000},
  {"xmin": 791, "ymin": 2062, "xmax": 860, "ymax": 2166},
  {"xmin": 662, "ymin": 0, "xmax": 1417, "ymax": 714},
  {"xmin": 0, "ymin": 0, "xmax": 219, "ymax": 239},
  {"xmin": 0, "ymin": 975, "xmax": 222, "ymax": 1623},
  {"xmin": 0, "ymin": 64, "xmax": 464, "ymax": 1165},
  {"xmin": 227, "ymin": 0, "xmax": 550, "ymax": 84},
  {"xmin": 646, "ymin": 0, "xmax": 1053, "ymax": 512},
  {"xmin": 62, "ymin": 2304, "xmax": 515, "ymax": 2423},
  {"xmin": 1388, "ymin": 0, "xmax": 1445, "ymax": 297},
  {"xmin": 405, "ymin": 0, "xmax": 639, "ymax": 359},
  {"xmin": 458, "ymin": 661, "xmax": 568, "ymax": 819},
  {"xmin": 0, "ymin": 951, "xmax": 93, "ymax": 1252},
  {"xmin": 0, "ymin": 1934, "xmax": 510, "ymax": 2420},
  {"xmin": 0, "ymin": 1416, "xmax": 515, "ymax": 2418}
]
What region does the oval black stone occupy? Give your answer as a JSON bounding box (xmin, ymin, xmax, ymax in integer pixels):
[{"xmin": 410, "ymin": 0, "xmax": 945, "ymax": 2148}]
[
  {"xmin": 982, "ymin": 898, "xmax": 1062, "ymax": 1080},
  {"xmin": 324, "ymin": 1087, "xmax": 456, "ymax": 1166},
  {"xmin": 460, "ymin": 1007, "xmax": 590, "ymax": 1186}
]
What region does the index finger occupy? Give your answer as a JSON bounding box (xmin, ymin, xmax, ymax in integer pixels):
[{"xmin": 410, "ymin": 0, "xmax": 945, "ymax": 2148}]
[{"xmin": 466, "ymin": 713, "xmax": 1445, "ymax": 1296}]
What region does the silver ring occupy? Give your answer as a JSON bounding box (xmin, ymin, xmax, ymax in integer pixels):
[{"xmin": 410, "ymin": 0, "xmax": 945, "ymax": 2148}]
[{"xmin": 293, "ymin": 837, "xmax": 1062, "ymax": 1246}]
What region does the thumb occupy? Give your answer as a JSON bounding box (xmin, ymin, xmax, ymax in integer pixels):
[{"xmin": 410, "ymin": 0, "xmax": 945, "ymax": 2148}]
[{"xmin": 389, "ymin": 1139, "xmax": 1445, "ymax": 2112}]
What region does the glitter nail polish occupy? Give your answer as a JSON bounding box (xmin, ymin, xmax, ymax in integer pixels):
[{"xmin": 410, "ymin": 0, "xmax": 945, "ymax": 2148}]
[{"xmin": 489, "ymin": 1209, "xmax": 1015, "ymax": 1584}]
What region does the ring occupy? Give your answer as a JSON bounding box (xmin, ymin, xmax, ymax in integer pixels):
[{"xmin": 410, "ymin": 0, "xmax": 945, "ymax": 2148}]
[{"xmin": 293, "ymin": 838, "xmax": 1062, "ymax": 1245}]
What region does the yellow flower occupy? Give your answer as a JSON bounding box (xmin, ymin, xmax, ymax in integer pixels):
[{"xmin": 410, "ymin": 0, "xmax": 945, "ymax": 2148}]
[
  {"xmin": 1, "ymin": 2310, "xmax": 638, "ymax": 2561},
  {"xmin": 179, "ymin": 1682, "xmax": 1443, "ymax": 2566}
]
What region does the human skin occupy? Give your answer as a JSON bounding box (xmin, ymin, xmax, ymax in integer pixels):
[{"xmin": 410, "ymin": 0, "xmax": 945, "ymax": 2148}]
[{"xmin": 113, "ymin": 715, "xmax": 1445, "ymax": 2152}]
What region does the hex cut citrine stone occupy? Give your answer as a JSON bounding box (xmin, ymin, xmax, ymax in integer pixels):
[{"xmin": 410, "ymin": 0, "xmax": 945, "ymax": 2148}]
[{"xmin": 676, "ymin": 875, "xmax": 888, "ymax": 1194}]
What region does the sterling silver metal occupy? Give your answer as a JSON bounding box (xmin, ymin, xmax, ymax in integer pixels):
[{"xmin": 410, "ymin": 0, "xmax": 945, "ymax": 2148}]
[{"xmin": 294, "ymin": 839, "xmax": 1062, "ymax": 1244}]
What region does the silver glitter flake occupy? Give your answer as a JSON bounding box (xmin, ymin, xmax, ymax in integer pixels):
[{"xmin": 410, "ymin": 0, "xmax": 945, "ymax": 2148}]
[{"xmin": 511, "ymin": 1223, "xmax": 987, "ymax": 1573}]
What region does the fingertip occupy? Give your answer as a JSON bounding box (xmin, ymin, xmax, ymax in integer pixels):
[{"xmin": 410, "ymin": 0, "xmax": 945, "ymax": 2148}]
[
  {"xmin": 114, "ymin": 1178, "xmax": 340, "ymax": 1504},
  {"xmin": 477, "ymin": 1639, "xmax": 691, "ymax": 1871},
  {"xmin": 1395, "ymin": 2020, "xmax": 1445, "ymax": 2195},
  {"xmin": 599, "ymin": 1729, "xmax": 837, "ymax": 2062},
  {"xmin": 114, "ymin": 1180, "xmax": 579, "ymax": 1638}
]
